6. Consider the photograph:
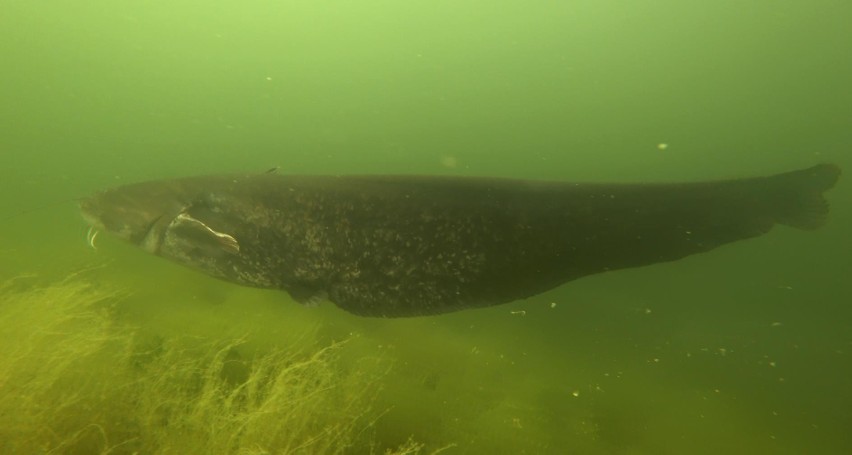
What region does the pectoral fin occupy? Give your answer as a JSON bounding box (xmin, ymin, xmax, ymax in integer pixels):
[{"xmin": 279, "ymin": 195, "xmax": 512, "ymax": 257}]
[
  {"xmin": 167, "ymin": 212, "xmax": 240, "ymax": 256},
  {"xmin": 287, "ymin": 284, "xmax": 328, "ymax": 308}
]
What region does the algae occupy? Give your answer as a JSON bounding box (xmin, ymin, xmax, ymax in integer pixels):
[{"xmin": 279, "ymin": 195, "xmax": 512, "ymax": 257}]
[{"xmin": 0, "ymin": 275, "xmax": 426, "ymax": 454}]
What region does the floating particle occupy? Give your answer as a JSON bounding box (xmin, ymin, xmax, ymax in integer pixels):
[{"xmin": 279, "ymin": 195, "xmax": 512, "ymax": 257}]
[{"xmin": 439, "ymin": 155, "xmax": 458, "ymax": 168}]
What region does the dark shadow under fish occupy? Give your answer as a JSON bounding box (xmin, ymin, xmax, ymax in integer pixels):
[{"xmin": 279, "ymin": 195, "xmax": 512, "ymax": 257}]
[{"xmin": 79, "ymin": 164, "xmax": 841, "ymax": 317}]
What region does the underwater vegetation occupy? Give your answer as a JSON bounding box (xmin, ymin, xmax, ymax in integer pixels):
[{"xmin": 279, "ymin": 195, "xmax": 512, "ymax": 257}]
[
  {"xmin": 0, "ymin": 274, "xmax": 430, "ymax": 454},
  {"xmin": 4, "ymin": 268, "xmax": 835, "ymax": 454}
]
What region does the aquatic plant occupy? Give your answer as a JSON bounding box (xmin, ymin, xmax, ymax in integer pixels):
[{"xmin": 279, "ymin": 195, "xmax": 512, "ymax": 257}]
[{"xmin": 0, "ymin": 275, "xmax": 422, "ymax": 454}]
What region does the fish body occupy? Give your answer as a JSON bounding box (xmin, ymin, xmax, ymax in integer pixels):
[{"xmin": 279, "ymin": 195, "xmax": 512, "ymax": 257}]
[{"xmin": 80, "ymin": 164, "xmax": 840, "ymax": 317}]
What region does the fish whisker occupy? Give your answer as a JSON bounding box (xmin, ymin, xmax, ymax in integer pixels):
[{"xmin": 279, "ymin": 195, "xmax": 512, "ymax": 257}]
[{"xmin": 86, "ymin": 226, "xmax": 100, "ymax": 250}]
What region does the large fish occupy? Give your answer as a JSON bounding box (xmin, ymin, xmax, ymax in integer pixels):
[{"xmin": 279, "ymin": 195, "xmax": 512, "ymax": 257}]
[{"xmin": 80, "ymin": 164, "xmax": 840, "ymax": 317}]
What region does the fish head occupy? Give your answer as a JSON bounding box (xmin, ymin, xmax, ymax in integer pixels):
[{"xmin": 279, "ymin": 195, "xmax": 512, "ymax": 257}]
[
  {"xmin": 80, "ymin": 177, "xmax": 245, "ymax": 274},
  {"xmin": 80, "ymin": 179, "xmax": 200, "ymax": 252}
]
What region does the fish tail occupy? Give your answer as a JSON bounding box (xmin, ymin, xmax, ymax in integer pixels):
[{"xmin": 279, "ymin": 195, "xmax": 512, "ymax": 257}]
[{"xmin": 765, "ymin": 163, "xmax": 841, "ymax": 230}]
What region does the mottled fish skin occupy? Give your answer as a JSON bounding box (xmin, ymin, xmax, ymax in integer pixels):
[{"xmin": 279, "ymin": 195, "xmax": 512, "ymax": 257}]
[{"xmin": 80, "ymin": 164, "xmax": 840, "ymax": 317}]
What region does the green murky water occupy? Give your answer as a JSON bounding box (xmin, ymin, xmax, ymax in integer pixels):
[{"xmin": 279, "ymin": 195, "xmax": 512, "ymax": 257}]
[{"xmin": 2, "ymin": 1, "xmax": 850, "ymax": 453}]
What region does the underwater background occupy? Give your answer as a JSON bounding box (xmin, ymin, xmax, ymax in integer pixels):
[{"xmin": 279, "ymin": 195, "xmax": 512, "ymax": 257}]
[{"xmin": 1, "ymin": 1, "xmax": 851, "ymax": 453}]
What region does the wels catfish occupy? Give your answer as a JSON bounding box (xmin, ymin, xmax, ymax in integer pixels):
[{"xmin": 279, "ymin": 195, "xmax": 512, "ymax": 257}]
[{"xmin": 79, "ymin": 164, "xmax": 840, "ymax": 317}]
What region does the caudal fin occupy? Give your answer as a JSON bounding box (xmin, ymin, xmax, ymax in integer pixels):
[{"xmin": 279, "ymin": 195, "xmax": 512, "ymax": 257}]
[{"xmin": 768, "ymin": 163, "xmax": 841, "ymax": 230}]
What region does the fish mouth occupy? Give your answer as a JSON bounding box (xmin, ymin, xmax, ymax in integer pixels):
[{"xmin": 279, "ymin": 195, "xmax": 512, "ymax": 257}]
[{"xmin": 79, "ymin": 199, "xmax": 104, "ymax": 229}]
